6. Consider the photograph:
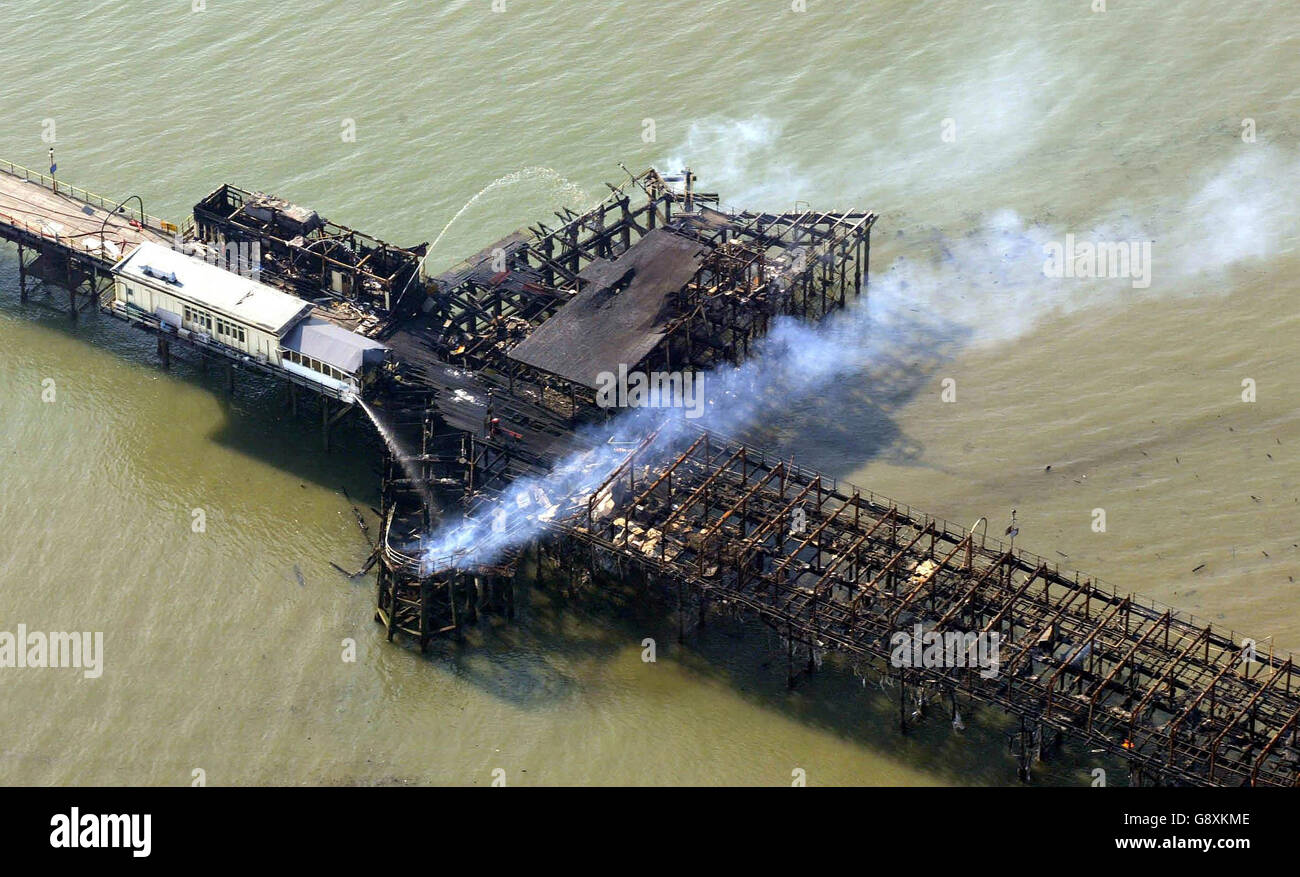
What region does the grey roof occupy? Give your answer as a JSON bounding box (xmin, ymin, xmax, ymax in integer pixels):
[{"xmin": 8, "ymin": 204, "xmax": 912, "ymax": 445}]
[
  {"xmin": 507, "ymin": 229, "xmax": 706, "ymax": 389},
  {"xmin": 281, "ymin": 317, "xmax": 388, "ymax": 374}
]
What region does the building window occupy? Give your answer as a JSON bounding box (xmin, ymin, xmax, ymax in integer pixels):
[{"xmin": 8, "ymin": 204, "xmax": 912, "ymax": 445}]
[
  {"xmin": 278, "ymin": 350, "xmax": 345, "ymax": 381},
  {"xmin": 184, "ymin": 307, "xmax": 214, "ymax": 333}
]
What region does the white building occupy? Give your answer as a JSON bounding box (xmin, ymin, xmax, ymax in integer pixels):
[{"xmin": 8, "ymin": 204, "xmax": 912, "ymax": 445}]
[{"xmin": 110, "ymin": 241, "xmax": 387, "ymax": 394}]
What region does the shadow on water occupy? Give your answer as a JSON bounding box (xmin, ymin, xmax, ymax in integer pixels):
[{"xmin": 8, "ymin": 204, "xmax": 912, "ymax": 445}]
[
  {"xmin": 740, "ymin": 310, "xmax": 974, "ymax": 479},
  {"xmin": 0, "ymin": 266, "xmax": 386, "ymax": 502},
  {"xmin": 7, "ymin": 259, "xmax": 1104, "ymax": 785},
  {"xmin": 387, "ymin": 565, "xmax": 1121, "ymax": 786}
]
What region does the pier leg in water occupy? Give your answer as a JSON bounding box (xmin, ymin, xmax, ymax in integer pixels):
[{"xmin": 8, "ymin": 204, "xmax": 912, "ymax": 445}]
[
  {"xmin": 448, "ymin": 575, "xmax": 460, "ymax": 641},
  {"xmin": 18, "ymin": 244, "xmax": 25, "ymax": 301},
  {"xmin": 899, "ymin": 669, "xmax": 907, "ymax": 733},
  {"xmin": 466, "ymin": 575, "xmax": 479, "ymax": 624},
  {"xmin": 1017, "ymin": 716, "xmax": 1034, "ymax": 783},
  {"xmin": 157, "ymin": 337, "xmax": 170, "ymax": 370},
  {"xmin": 418, "ymin": 578, "xmax": 432, "ymax": 654},
  {"xmin": 677, "ymin": 580, "xmax": 684, "ymax": 644},
  {"xmin": 786, "ymin": 623, "xmax": 796, "ymax": 688}
]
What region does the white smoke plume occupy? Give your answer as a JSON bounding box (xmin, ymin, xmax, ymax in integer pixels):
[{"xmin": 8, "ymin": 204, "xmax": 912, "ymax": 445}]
[{"xmin": 416, "ymin": 145, "xmax": 1299, "ymax": 571}]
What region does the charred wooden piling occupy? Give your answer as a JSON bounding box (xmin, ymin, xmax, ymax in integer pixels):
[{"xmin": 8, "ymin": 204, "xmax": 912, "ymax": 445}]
[{"xmin": 371, "ymin": 167, "xmax": 877, "ymax": 657}]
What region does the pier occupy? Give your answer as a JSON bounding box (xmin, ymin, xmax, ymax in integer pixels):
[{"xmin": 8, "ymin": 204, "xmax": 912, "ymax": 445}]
[
  {"xmin": 0, "ymin": 157, "xmax": 176, "ymax": 314},
  {"xmin": 2, "ymin": 155, "xmax": 1296, "ymax": 787}
]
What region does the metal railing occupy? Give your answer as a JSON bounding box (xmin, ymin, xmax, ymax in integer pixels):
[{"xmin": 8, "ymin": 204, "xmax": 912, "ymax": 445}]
[{"xmin": 0, "ymin": 157, "xmax": 178, "ymax": 234}]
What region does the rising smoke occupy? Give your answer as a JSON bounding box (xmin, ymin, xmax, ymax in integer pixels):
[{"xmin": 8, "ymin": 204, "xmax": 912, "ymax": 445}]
[{"xmin": 416, "ymin": 143, "xmax": 1299, "ymax": 571}]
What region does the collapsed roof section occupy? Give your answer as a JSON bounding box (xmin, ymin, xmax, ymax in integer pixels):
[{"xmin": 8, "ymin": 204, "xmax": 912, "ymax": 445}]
[
  {"xmin": 192, "ymin": 183, "xmax": 427, "ymax": 319},
  {"xmin": 506, "ymin": 228, "xmax": 706, "ymax": 389},
  {"xmin": 414, "ymin": 168, "xmax": 877, "ymax": 395}
]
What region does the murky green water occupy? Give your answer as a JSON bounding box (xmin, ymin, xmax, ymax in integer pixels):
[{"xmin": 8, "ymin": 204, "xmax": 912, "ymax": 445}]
[{"xmin": 0, "ymin": 0, "xmax": 1296, "ymax": 785}]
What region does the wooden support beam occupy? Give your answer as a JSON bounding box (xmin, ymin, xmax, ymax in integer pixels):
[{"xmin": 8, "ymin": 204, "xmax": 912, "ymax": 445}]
[
  {"xmin": 1001, "ymin": 584, "xmax": 1087, "ymax": 680},
  {"xmin": 772, "ymin": 497, "xmax": 855, "ymax": 583},
  {"xmin": 807, "ymin": 508, "xmax": 895, "ymax": 598},
  {"xmin": 1085, "ymin": 612, "xmax": 1168, "ymax": 732},
  {"xmin": 655, "ymin": 445, "xmax": 747, "ymax": 534},
  {"xmin": 1208, "ymin": 658, "xmax": 1290, "ymax": 781},
  {"xmin": 849, "ymin": 520, "xmax": 936, "ymax": 611},
  {"xmin": 977, "ymin": 563, "xmax": 1046, "ymax": 636},
  {"xmin": 623, "ymin": 432, "xmax": 707, "ymax": 520},
  {"xmin": 1044, "ymin": 597, "xmax": 1129, "ymax": 717},
  {"xmin": 887, "ymin": 533, "xmax": 971, "ymax": 626},
  {"xmin": 1251, "ymin": 701, "xmax": 1300, "ymax": 786},
  {"xmin": 1127, "ymin": 625, "xmax": 1212, "ymax": 739},
  {"xmin": 1164, "ymin": 642, "xmax": 1243, "ymax": 763},
  {"xmin": 697, "ymin": 462, "xmax": 784, "ymax": 542},
  {"xmin": 932, "ymin": 551, "xmax": 1014, "ymax": 631}
]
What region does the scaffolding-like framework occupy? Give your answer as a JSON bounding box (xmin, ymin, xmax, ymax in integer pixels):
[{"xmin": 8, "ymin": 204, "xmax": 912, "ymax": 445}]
[
  {"xmin": 408, "ymin": 169, "xmax": 876, "ymax": 419},
  {"xmin": 373, "ymin": 169, "xmax": 880, "ymax": 666},
  {"xmin": 533, "ymin": 430, "xmax": 1300, "ymax": 787},
  {"xmin": 192, "ymin": 183, "xmax": 426, "ymax": 317}
]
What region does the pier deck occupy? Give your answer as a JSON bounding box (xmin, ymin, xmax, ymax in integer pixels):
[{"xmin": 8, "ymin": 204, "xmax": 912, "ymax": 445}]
[{"xmin": 0, "ymin": 158, "xmax": 176, "ymax": 269}]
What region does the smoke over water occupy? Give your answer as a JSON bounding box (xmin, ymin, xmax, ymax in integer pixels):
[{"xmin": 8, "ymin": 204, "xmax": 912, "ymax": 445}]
[{"xmin": 417, "ymin": 144, "xmax": 1300, "ymax": 572}]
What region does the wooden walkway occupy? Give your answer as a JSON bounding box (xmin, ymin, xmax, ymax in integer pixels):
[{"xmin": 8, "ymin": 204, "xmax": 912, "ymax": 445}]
[{"xmin": 0, "ymin": 158, "xmax": 176, "ymax": 270}]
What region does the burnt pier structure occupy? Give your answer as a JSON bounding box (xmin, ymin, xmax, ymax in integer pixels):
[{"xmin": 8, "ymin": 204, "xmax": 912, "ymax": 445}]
[{"xmin": 3, "ymin": 155, "xmax": 1296, "ymax": 787}]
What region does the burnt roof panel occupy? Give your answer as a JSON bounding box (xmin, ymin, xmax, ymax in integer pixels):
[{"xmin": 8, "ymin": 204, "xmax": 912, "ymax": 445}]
[{"xmin": 506, "ymin": 229, "xmax": 705, "ymax": 389}]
